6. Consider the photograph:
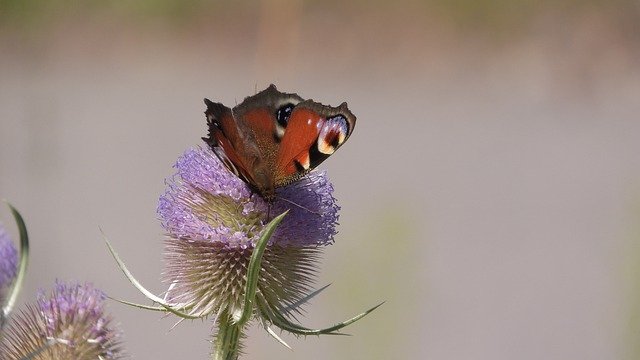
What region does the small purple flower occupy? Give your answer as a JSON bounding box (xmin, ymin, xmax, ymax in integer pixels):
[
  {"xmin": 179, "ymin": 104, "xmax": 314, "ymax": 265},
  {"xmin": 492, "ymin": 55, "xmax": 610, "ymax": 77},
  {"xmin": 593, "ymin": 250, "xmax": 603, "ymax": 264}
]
[
  {"xmin": 0, "ymin": 224, "xmax": 18, "ymax": 304},
  {"xmin": 0, "ymin": 281, "xmax": 125, "ymax": 360},
  {"xmin": 158, "ymin": 146, "xmax": 339, "ymax": 319}
]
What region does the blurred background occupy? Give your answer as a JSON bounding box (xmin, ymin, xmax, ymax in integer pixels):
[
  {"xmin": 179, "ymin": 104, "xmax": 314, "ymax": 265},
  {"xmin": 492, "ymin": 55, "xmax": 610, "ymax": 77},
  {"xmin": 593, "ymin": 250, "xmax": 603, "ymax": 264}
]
[{"xmin": 1, "ymin": 0, "xmax": 640, "ymax": 358}]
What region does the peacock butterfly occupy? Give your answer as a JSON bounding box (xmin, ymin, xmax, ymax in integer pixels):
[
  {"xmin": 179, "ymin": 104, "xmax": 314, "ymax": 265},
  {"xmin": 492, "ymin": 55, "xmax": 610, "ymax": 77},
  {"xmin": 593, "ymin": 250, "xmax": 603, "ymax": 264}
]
[{"xmin": 202, "ymin": 84, "xmax": 356, "ymax": 201}]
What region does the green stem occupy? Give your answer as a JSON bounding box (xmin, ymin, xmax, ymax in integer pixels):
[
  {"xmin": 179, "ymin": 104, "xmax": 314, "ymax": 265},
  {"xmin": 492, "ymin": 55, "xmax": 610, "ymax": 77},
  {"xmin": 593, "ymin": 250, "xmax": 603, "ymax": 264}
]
[{"xmin": 213, "ymin": 309, "xmax": 244, "ymax": 360}]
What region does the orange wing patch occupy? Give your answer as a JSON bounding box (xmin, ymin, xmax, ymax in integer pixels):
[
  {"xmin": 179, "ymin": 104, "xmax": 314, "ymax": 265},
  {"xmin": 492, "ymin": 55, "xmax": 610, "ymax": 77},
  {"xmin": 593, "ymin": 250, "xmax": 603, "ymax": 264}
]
[{"xmin": 275, "ymin": 108, "xmax": 323, "ymax": 184}]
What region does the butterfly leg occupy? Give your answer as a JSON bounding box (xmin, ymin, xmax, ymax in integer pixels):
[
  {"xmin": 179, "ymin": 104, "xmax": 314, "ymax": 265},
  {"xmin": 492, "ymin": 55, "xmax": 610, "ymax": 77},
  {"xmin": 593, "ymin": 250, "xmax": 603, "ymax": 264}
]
[{"xmin": 275, "ymin": 196, "xmax": 321, "ymax": 216}]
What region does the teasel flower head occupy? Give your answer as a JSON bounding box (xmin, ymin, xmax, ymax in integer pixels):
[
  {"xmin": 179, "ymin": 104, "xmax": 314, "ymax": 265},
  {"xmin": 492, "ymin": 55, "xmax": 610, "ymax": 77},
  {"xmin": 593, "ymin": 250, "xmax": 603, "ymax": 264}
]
[
  {"xmin": 0, "ymin": 224, "xmax": 18, "ymax": 305},
  {"xmin": 102, "ymin": 145, "xmax": 378, "ymax": 359},
  {"xmin": 157, "ymin": 146, "xmax": 339, "ymax": 319},
  {"xmin": 0, "ymin": 281, "xmax": 125, "ymax": 360}
]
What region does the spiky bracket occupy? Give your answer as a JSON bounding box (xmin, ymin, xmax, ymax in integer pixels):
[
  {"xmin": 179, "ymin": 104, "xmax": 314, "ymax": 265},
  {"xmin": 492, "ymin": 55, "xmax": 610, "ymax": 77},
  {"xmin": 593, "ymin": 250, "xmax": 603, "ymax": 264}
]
[
  {"xmin": 0, "ymin": 204, "xmax": 59, "ymax": 358},
  {"xmin": 1, "ymin": 203, "xmax": 30, "ymax": 331},
  {"xmin": 104, "ymin": 211, "xmax": 383, "ymax": 356}
]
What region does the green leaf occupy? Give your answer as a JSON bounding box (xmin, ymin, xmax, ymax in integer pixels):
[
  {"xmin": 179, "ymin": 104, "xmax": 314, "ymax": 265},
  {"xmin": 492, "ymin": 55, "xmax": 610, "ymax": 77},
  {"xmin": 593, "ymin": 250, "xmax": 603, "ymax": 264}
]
[
  {"xmin": 1, "ymin": 202, "xmax": 29, "ymax": 323},
  {"xmin": 258, "ymin": 296, "xmax": 384, "ymax": 336},
  {"xmin": 233, "ymin": 211, "xmax": 288, "ymax": 325},
  {"xmin": 102, "ymin": 230, "xmax": 203, "ymax": 320},
  {"xmin": 265, "ymin": 325, "xmax": 292, "ymax": 350},
  {"xmin": 107, "ymin": 296, "xmax": 174, "ymax": 312},
  {"xmin": 280, "ymin": 283, "xmax": 332, "ymax": 314}
]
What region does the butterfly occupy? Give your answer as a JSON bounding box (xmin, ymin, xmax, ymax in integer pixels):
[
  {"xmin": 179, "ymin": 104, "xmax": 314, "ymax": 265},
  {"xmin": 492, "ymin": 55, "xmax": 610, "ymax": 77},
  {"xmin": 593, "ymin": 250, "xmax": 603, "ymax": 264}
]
[{"xmin": 202, "ymin": 84, "xmax": 356, "ymax": 201}]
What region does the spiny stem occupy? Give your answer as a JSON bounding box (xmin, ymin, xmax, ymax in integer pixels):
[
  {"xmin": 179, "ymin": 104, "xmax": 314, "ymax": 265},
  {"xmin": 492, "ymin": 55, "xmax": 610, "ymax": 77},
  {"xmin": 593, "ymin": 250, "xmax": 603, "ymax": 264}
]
[{"xmin": 213, "ymin": 309, "xmax": 243, "ymax": 360}]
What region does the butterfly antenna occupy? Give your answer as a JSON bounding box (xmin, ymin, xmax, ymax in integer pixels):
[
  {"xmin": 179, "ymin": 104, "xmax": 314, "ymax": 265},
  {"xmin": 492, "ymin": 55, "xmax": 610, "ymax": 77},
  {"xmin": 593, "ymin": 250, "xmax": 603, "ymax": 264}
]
[{"xmin": 276, "ymin": 196, "xmax": 321, "ymax": 216}]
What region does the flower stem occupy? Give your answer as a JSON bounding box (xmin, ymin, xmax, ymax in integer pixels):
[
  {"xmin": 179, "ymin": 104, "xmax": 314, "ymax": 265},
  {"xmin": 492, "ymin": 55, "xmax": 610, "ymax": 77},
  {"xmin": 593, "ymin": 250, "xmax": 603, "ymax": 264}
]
[{"xmin": 213, "ymin": 309, "xmax": 244, "ymax": 360}]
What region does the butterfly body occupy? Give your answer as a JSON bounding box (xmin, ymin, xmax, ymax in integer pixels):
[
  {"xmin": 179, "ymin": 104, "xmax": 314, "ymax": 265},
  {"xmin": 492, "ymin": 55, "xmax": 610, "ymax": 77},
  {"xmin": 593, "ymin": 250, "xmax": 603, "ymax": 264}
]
[{"xmin": 203, "ymin": 85, "xmax": 356, "ymax": 201}]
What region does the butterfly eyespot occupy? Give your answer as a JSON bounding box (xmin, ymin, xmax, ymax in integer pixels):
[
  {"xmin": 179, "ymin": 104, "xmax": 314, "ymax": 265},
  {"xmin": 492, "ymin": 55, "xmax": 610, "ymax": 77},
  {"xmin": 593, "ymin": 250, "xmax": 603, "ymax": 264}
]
[
  {"xmin": 317, "ymin": 115, "xmax": 348, "ymax": 155},
  {"xmin": 276, "ymin": 104, "xmax": 295, "ymax": 128}
]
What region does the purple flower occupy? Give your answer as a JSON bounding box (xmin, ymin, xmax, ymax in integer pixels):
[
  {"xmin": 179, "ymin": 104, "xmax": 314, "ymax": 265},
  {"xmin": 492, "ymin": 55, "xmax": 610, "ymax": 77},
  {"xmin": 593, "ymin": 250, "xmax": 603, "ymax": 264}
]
[
  {"xmin": 158, "ymin": 146, "xmax": 339, "ymax": 249},
  {"xmin": 0, "ymin": 281, "xmax": 125, "ymax": 360},
  {"xmin": 0, "ymin": 224, "xmax": 18, "ymax": 304},
  {"xmin": 157, "ymin": 146, "xmax": 339, "ymax": 318}
]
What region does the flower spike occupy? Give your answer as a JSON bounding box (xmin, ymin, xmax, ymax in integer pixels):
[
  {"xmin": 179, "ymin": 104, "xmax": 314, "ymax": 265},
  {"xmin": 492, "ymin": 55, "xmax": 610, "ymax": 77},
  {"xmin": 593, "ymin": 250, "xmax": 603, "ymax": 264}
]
[
  {"xmin": 104, "ymin": 145, "xmax": 382, "ymax": 358},
  {"xmin": 0, "ymin": 282, "xmax": 125, "ymax": 359}
]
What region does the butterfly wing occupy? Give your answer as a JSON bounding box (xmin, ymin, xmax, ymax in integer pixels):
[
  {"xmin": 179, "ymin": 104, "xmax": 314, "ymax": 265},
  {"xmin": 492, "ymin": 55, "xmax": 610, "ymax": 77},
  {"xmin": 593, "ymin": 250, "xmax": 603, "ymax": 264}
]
[
  {"xmin": 202, "ymin": 99, "xmax": 259, "ymax": 186},
  {"xmin": 275, "ymin": 100, "xmax": 356, "ymax": 187},
  {"xmin": 203, "ymin": 85, "xmax": 305, "ymax": 198},
  {"xmin": 203, "ymin": 85, "xmax": 356, "ymax": 199}
]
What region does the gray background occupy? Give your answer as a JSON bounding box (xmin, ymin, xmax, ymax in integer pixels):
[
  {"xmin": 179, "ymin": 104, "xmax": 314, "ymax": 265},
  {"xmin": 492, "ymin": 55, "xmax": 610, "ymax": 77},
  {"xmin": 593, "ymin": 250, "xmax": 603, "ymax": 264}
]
[{"xmin": 1, "ymin": 1, "xmax": 640, "ymax": 359}]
